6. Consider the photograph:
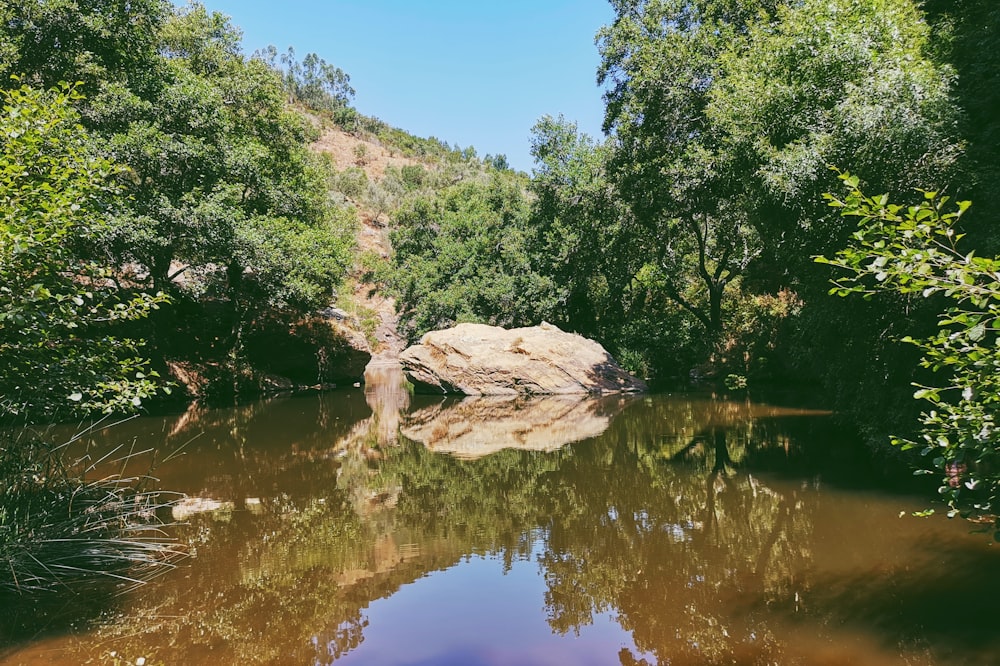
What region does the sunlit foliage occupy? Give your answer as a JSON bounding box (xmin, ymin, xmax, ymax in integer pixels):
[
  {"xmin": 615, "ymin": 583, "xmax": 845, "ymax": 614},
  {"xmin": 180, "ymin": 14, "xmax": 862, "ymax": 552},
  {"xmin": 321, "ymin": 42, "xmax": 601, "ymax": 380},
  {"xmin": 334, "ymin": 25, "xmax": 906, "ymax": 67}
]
[
  {"xmin": 0, "ymin": 83, "xmax": 165, "ymax": 418},
  {"xmin": 820, "ymin": 174, "xmax": 1000, "ymax": 532}
]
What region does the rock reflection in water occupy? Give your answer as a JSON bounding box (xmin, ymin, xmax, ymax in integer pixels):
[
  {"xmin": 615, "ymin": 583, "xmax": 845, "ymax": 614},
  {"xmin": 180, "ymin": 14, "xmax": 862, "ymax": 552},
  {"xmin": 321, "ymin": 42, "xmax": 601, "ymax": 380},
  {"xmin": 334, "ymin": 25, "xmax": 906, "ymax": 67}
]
[
  {"xmin": 363, "ymin": 361, "xmax": 409, "ymax": 447},
  {"xmin": 5, "ymin": 376, "xmax": 1000, "ymax": 666},
  {"xmin": 400, "ymin": 393, "xmax": 632, "ymax": 459}
]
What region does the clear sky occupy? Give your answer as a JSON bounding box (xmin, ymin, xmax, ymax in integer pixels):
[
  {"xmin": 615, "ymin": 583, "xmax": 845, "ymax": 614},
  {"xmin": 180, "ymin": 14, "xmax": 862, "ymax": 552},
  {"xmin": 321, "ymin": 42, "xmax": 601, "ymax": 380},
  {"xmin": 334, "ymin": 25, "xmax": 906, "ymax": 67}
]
[{"xmin": 184, "ymin": 1, "xmax": 616, "ymax": 173}]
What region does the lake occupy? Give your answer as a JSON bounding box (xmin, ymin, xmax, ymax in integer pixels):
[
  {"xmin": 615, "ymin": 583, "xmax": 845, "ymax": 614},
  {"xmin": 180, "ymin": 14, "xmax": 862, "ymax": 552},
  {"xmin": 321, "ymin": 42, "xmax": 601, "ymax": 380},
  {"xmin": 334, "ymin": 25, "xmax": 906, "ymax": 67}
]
[{"xmin": 3, "ymin": 364, "xmax": 999, "ymax": 665}]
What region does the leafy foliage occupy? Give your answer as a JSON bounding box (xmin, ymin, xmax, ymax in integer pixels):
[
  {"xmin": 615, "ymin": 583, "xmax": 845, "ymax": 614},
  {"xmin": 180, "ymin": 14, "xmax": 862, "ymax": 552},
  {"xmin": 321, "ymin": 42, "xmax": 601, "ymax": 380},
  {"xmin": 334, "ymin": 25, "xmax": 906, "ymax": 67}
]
[
  {"xmin": 706, "ymin": 0, "xmax": 963, "ymax": 261},
  {"xmin": 819, "ymin": 173, "xmax": 999, "ymax": 531},
  {"xmin": 596, "ymin": 0, "xmax": 963, "ymax": 385},
  {"xmin": 0, "ymin": 0, "xmax": 166, "ymax": 91},
  {"xmin": 390, "ymin": 174, "xmax": 559, "ymax": 342},
  {"xmin": 924, "ymin": 0, "xmax": 1000, "ymax": 253},
  {"xmin": 598, "ymin": 0, "xmax": 769, "ymax": 337},
  {"xmin": 527, "ymin": 114, "xmax": 698, "ymax": 377},
  {"xmin": 97, "ymin": 3, "xmax": 356, "ymax": 314},
  {"xmin": 529, "ymin": 115, "xmax": 634, "ymax": 336},
  {"xmin": 2, "ymin": 1, "xmax": 358, "ymax": 392},
  {"xmin": 0, "ymin": 83, "xmax": 166, "ymax": 419}
]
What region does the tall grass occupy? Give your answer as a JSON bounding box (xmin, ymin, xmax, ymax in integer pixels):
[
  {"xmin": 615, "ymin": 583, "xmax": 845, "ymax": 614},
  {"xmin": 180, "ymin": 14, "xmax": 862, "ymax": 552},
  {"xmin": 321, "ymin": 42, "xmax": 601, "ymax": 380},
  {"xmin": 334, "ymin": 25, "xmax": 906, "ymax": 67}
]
[{"xmin": 0, "ymin": 431, "xmax": 186, "ymax": 598}]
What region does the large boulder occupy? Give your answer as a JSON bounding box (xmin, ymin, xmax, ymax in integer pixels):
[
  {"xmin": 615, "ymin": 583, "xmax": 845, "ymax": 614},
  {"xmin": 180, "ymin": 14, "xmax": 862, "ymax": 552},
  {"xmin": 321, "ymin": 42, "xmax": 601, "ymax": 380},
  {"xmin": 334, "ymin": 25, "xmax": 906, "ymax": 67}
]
[{"xmin": 399, "ymin": 322, "xmax": 646, "ymax": 395}]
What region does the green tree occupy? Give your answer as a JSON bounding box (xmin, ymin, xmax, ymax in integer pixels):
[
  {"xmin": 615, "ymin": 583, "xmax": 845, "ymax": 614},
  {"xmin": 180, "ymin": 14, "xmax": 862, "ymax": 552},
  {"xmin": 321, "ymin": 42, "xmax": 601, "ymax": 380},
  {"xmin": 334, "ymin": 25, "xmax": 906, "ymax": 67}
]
[
  {"xmin": 528, "ymin": 114, "xmax": 690, "ymax": 376},
  {"xmin": 258, "ymin": 46, "xmax": 355, "ymax": 115},
  {"xmin": 0, "ymin": 83, "xmax": 165, "ymax": 419},
  {"xmin": 706, "ymin": 0, "xmax": 963, "ymax": 265},
  {"xmin": 252, "ymin": 44, "xmax": 359, "ymax": 129},
  {"xmin": 706, "ymin": 0, "xmax": 964, "ymax": 418},
  {"xmin": 0, "ymin": 0, "xmax": 166, "ymax": 91},
  {"xmin": 596, "ymin": 0, "xmax": 963, "ymax": 355},
  {"xmin": 99, "ymin": 3, "xmax": 354, "ymax": 302},
  {"xmin": 390, "ymin": 175, "xmax": 559, "ymax": 342},
  {"xmin": 3, "ymin": 3, "xmax": 356, "ymax": 357},
  {"xmin": 819, "ymin": 174, "xmax": 999, "ymax": 533},
  {"xmin": 598, "ymin": 0, "xmax": 768, "ymax": 338},
  {"xmin": 529, "ymin": 115, "xmax": 634, "ymax": 338},
  {"xmin": 924, "ymin": 0, "xmax": 1000, "ymax": 252}
]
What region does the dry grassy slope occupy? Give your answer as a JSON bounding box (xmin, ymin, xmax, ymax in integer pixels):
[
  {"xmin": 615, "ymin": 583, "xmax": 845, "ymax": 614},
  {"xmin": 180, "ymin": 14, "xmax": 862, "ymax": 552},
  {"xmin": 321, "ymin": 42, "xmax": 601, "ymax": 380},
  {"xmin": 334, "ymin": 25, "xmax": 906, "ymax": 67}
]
[
  {"xmin": 310, "ymin": 126, "xmax": 421, "ymax": 361},
  {"xmin": 312, "ymin": 127, "xmax": 422, "ymax": 182}
]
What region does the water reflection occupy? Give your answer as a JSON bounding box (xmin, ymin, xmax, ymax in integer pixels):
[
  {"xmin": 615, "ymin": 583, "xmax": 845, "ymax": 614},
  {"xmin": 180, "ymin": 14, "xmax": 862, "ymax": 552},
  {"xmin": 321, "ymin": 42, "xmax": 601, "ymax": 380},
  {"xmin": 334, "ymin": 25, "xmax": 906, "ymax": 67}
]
[
  {"xmin": 401, "ymin": 393, "xmax": 632, "ymax": 459},
  {"xmin": 537, "ymin": 427, "xmax": 810, "ymax": 664},
  {"xmin": 4, "ymin": 372, "xmax": 1000, "ymax": 665}
]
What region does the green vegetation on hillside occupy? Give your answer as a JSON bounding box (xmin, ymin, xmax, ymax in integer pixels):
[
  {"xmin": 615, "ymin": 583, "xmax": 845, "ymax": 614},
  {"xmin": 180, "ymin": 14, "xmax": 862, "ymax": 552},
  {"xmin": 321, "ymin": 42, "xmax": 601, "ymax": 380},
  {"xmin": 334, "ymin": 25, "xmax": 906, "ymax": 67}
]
[{"xmin": 1, "ymin": 0, "xmax": 363, "ymax": 414}]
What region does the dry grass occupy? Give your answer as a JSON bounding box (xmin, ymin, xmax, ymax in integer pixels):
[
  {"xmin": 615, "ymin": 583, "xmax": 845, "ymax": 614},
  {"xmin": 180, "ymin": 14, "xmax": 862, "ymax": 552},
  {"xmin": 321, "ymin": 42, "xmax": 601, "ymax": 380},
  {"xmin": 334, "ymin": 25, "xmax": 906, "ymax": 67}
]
[{"xmin": 311, "ymin": 126, "xmax": 421, "ymax": 181}]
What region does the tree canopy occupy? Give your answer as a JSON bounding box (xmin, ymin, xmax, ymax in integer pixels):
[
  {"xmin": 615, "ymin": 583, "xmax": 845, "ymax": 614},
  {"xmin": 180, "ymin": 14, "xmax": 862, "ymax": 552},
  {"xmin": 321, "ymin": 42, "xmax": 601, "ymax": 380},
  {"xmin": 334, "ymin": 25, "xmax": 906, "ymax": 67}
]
[
  {"xmin": 0, "ymin": 0, "xmax": 358, "ymax": 412},
  {"xmin": 0, "ymin": 83, "xmax": 165, "ymax": 418},
  {"xmin": 596, "ymin": 0, "xmax": 962, "ymax": 342},
  {"xmin": 390, "ymin": 174, "xmax": 558, "ymax": 343}
]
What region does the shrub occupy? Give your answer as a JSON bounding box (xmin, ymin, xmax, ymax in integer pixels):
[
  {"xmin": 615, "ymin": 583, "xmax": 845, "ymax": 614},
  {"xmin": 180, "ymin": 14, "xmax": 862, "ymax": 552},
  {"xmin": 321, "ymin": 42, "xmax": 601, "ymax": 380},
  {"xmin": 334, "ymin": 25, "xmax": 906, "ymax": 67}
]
[
  {"xmin": 333, "ymin": 167, "xmax": 368, "ymax": 200},
  {"xmin": 819, "ymin": 172, "xmax": 1000, "ymax": 532}
]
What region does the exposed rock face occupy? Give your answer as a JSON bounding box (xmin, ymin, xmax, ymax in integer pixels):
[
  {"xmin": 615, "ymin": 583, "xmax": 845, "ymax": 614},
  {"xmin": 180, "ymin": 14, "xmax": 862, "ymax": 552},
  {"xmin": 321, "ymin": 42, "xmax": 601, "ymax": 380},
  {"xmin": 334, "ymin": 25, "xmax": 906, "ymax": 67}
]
[
  {"xmin": 400, "ymin": 394, "xmax": 632, "ymax": 459},
  {"xmin": 245, "ymin": 314, "xmax": 371, "ymax": 387},
  {"xmin": 399, "ymin": 322, "xmax": 646, "ymax": 395}
]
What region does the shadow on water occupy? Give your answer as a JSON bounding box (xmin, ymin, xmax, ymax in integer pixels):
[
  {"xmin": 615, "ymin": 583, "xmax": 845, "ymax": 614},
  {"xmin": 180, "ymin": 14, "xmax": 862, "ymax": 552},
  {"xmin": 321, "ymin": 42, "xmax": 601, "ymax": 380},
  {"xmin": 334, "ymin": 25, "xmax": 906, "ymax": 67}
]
[
  {"xmin": 791, "ymin": 536, "xmax": 1000, "ymax": 660},
  {"xmin": 3, "ymin": 369, "xmax": 999, "ymax": 665},
  {"xmin": 0, "ymin": 589, "xmax": 117, "ymax": 657}
]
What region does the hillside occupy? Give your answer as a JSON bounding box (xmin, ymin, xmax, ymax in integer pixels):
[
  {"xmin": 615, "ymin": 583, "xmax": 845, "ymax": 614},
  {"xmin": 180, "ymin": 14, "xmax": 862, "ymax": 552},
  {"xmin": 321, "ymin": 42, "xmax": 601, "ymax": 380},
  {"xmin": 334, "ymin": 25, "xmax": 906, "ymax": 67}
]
[
  {"xmin": 311, "ymin": 126, "xmax": 415, "ymax": 363},
  {"xmin": 308, "ymin": 117, "xmax": 501, "ymax": 368}
]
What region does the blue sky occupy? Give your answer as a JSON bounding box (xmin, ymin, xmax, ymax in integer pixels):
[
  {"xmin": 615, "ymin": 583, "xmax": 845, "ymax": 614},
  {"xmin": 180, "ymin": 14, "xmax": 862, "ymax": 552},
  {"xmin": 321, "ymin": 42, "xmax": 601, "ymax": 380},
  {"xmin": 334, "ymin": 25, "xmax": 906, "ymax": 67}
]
[{"xmin": 185, "ymin": 1, "xmax": 616, "ymax": 173}]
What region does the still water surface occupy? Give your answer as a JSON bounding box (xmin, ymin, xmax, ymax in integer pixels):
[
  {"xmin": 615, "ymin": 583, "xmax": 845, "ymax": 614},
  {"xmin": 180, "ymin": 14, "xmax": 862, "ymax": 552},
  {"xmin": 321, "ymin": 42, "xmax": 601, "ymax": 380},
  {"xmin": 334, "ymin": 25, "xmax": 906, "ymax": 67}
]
[{"xmin": 3, "ymin": 366, "xmax": 1000, "ymax": 665}]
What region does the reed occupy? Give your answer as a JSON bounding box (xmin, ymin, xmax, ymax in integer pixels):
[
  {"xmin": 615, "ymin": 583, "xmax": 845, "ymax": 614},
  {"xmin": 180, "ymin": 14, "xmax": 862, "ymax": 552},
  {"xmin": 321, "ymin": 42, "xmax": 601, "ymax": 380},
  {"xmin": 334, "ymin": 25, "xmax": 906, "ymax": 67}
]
[{"xmin": 0, "ymin": 433, "xmax": 186, "ymax": 597}]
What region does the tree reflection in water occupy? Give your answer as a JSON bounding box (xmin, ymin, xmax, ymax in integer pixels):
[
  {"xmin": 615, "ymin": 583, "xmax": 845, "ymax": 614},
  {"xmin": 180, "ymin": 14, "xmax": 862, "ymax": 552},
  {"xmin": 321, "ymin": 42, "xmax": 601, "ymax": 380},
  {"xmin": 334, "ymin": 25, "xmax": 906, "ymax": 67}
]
[
  {"xmin": 11, "ymin": 378, "xmax": 998, "ymax": 665},
  {"xmin": 533, "ymin": 399, "xmax": 812, "ymax": 665}
]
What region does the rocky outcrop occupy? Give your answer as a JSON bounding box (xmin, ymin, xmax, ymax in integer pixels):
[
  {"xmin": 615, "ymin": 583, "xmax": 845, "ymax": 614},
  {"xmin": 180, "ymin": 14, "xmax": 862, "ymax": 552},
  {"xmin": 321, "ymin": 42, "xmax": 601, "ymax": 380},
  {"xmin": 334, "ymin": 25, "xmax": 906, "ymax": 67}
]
[
  {"xmin": 165, "ymin": 313, "xmax": 371, "ymax": 402},
  {"xmin": 400, "ymin": 394, "xmax": 632, "ymax": 459},
  {"xmin": 399, "ymin": 322, "xmax": 646, "ymax": 395},
  {"xmin": 245, "ymin": 314, "xmax": 371, "ymax": 387}
]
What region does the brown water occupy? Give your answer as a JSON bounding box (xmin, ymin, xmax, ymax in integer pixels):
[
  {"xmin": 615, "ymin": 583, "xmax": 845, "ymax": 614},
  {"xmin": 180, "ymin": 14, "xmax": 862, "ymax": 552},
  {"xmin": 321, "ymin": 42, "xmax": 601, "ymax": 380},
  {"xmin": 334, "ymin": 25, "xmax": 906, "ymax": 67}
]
[{"xmin": 3, "ymin": 367, "xmax": 999, "ymax": 665}]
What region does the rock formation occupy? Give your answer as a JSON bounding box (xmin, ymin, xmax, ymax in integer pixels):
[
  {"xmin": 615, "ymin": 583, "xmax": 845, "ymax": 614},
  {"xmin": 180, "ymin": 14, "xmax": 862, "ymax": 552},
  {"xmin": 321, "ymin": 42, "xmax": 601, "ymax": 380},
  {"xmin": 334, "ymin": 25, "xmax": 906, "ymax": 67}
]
[{"xmin": 399, "ymin": 322, "xmax": 646, "ymax": 395}]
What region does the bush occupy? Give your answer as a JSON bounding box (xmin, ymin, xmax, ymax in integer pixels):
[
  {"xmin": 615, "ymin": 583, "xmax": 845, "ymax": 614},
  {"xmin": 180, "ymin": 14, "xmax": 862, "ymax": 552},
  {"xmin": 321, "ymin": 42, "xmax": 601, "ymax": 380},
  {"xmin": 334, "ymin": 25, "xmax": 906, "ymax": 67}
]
[
  {"xmin": 332, "ymin": 167, "xmax": 368, "ymax": 200},
  {"xmin": 820, "ymin": 172, "xmax": 1000, "ymax": 532},
  {"xmin": 388, "ymin": 175, "xmax": 559, "ymax": 342}
]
